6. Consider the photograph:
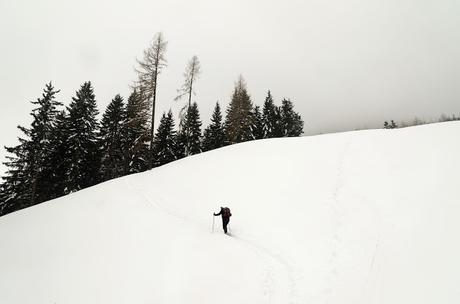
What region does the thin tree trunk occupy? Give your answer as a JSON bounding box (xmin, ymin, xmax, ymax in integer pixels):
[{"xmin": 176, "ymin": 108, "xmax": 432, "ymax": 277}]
[
  {"xmin": 149, "ymin": 64, "xmax": 159, "ymax": 169},
  {"xmin": 186, "ymin": 64, "xmax": 194, "ymax": 156}
]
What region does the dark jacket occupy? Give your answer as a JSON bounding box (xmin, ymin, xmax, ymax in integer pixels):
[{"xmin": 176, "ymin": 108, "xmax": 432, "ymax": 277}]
[{"xmin": 214, "ymin": 207, "xmax": 232, "ymax": 219}]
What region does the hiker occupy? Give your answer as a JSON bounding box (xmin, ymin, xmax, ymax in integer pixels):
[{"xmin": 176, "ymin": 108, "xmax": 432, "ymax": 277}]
[{"xmin": 214, "ymin": 207, "xmax": 232, "ymax": 234}]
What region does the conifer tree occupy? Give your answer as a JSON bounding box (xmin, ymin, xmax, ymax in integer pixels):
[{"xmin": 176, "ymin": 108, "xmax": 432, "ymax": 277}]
[
  {"xmin": 27, "ymin": 83, "xmax": 63, "ymax": 203},
  {"xmin": 202, "ymin": 102, "xmax": 226, "ymax": 151},
  {"xmin": 251, "ymin": 105, "xmax": 264, "ymax": 140},
  {"xmin": 175, "ymin": 55, "xmax": 201, "ymax": 108},
  {"xmin": 280, "ymin": 98, "xmax": 304, "ymax": 137},
  {"xmin": 383, "ymin": 120, "xmax": 398, "ymax": 129},
  {"xmin": 65, "ymin": 82, "xmax": 101, "ymax": 193},
  {"xmin": 152, "ymin": 110, "xmax": 178, "ymax": 167},
  {"xmin": 124, "ymin": 89, "xmax": 150, "ymax": 174},
  {"xmin": 175, "ymin": 56, "xmax": 201, "ymax": 156},
  {"xmin": 43, "ymin": 110, "xmax": 69, "ymax": 200},
  {"xmin": 177, "ymin": 102, "xmax": 202, "ymax": 156},
  {"xmin": 0, "ymin": 141, "xmax": 30, "ymax": 214},
  {"xmin": 262, "ymin": 90, "xmax": 280, "ymax": 138},
  {"xmin": 0, "ymin": 183, "xmax": 8, "ymax": 214},
  {"xmin": 135, "ymin": 32, "xmax": 168, "ymax": 169},
  {"xmin": 100, "ymin": 94, "xmax": 127, "ymax": 181},
  {"xmin": 224, "ymin": 76, "xmax": 253, "ymax": 144},
  {"xmin": 0, "ymin": 83, "xmax": 62, "ymax": 214}
]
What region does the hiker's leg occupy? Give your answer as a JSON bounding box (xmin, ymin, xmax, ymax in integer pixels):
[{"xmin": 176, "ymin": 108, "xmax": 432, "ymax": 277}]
[{"xmin": 223, "ymin": 218, "xmax": 229, "ymax": 234}]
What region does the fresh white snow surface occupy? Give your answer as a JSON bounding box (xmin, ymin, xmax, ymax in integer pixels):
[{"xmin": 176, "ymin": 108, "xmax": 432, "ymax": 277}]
[{"xmin": 0, "ymin": 122, "xmax": 459, "ymax": 304}]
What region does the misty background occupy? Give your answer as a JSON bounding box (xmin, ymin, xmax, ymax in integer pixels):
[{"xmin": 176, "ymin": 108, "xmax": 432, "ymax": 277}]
[{"xmin": 1, "ymin": 0, "xmax": 460, "ymax": 174}]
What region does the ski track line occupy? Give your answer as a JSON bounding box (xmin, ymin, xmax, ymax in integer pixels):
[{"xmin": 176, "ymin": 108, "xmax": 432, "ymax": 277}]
[
  {"xmin": 124, "ymin": 178, "xmax": 293, "ymax": 304},
  {"xmin": 323, "ymin": 136, "xmax": 352, "ymax": 300},
  {"xmin": 358, "ymin": 191, "xmax": 383, "ymax": 303},
  {"xmin": 124, "ymin": 178, "xmax": 197, "ymax": 226},
  {"xmin": 369, "ymin": 237, "xmax": 379, "ymax": 273},
  {"xmin": 329, "ymin": 135, "xmax": 383, "ymax": 303},
  {"xmin": 232, "ymin": 237, "xmax": 276, "ymax": 304},
  {"xmin": 232, "ymin": 234, "xmax": 300, "ymax": 304}
]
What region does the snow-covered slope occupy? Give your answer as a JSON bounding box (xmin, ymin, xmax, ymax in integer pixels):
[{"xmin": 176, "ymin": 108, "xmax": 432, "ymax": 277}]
[{"xmin": 0, "ymin": 122, "xmax": 459, "ymax": 304}]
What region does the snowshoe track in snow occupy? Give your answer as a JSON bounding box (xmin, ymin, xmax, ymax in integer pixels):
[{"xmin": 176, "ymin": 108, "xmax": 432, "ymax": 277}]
[{"xmin": 125, "ymin": 178, "xmax": 299, "ymax": 304}]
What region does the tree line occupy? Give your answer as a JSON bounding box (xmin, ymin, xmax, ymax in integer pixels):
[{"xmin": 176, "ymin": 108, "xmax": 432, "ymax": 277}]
[
  {"xmin": 383, "ymin": 113, "xmax": 460, "ymax": 129},
  {"xmin": 0, "ymin": 33, "xmax": 303, "ymax": 216}
]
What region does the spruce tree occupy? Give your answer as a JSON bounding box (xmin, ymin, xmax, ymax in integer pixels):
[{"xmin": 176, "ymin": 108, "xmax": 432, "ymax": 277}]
[
  {"xmin": 99, "ymin": 94, "xmax": 127, "ymax": 181},
  {"xmin": 384, "ymin": 120, "xmax": 398, "ymax": 129},
  {"xmin": 280, "ymin": 98, "xmax": 304, "ymax": 137},
  {"xmin": 0, "ymin": 83, "xmax": 62, "ymax": 214},
  {"xmin": 262, "ymin": 90, "xmax": 279, "ymax": 138},
  {"xmin": 152, "ymin": 110, "xmax": 178, "ymax": 167},
  {"xmin": 0, "ymin": 183, "xmax": 8, "ymax": 214},
  {"xmin": 0, "ymin": 141, "xmax": 30, "ymax": 214},
  {"xmin": 224, "ymin": 76, "xmax": 253, "ymax": 144},
  {"xmin": 177, "ymin": 102, "xmax": 202, "ymax": 156},
  {"xmin": 273, "ymin": 107, "xmax": 284, "ymax": 138},
  {"xmin": 251, "ymin": 105, "xmax": 264, "ymax": 140},
  {"xmin": 202, "ymin": 102, "xmax": 226, "ymax": 151},
  {"xmin": 27, "ymin": 83, "xmax": 63, "ymax": 203},
  {"xmin": 43, "ymin": 110, "xmax": 69, "ymax": 200},
  {"xmin": 124, "ymin": 89, "xmax": 150, "ymax": 174},
  {"xmin": 65, "ymin": 82, "xmax": 101, "ymax": 192}
]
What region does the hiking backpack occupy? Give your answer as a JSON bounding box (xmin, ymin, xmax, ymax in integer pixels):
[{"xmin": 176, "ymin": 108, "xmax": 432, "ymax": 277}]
[{"xmin": 222, "ymin": 207, "xmax": 232, "ymax": 217}]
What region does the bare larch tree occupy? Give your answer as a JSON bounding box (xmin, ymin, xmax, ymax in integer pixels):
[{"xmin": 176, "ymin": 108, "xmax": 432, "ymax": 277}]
[
  {"xmin": 175, "ymin": 55, "xmax": 201, "ymax": 155},
  {"xmin": 175, "ymin": 55, "xmax": 201, "ymax": 112},
  {"xmin": 135, "ymin": 32, "xmax": 168, "ymax": 169}
]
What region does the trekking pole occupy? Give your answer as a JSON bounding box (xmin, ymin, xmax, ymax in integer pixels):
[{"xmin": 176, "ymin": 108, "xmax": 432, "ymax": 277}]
[{"xmin": 212, "ymin": 214, "xmax": 215, "ymax": 233}]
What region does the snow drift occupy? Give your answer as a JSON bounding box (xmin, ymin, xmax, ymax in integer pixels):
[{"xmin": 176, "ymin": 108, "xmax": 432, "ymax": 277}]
[{"xmin": 0, "ymin": 122, "xmax": 459, "ymax": 304}]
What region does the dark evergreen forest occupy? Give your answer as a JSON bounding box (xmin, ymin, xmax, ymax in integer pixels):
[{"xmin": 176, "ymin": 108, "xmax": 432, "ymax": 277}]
[{"xmin": 0, "ymin": 34, "xmax": 304, "ymax": 216}]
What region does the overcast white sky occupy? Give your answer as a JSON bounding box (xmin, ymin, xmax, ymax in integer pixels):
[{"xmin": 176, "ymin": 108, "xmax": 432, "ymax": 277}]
[{"xmin": 1, "ymin": 0, "xmax": 460, "ymax": 171}]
